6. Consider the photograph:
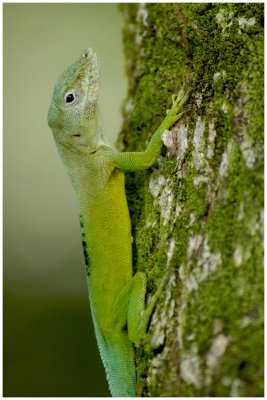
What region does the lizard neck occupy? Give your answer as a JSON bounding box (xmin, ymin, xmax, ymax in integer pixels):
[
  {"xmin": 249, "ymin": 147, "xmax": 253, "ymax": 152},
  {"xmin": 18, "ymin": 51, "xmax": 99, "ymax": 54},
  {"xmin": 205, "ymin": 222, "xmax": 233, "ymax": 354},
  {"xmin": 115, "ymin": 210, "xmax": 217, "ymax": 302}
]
[
  {"xmin": 53, "ymin": 105, "xmax": 113, "ymax": 198},
  {"xmin": 55, "ymin": 143, "xmax": 109, "ymax": 193}
]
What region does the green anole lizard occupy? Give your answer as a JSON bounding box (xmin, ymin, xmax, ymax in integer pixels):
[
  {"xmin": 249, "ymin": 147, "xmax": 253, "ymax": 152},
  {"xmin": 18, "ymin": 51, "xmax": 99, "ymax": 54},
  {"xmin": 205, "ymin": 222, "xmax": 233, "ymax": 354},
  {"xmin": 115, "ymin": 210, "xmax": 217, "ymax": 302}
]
[{"xmin": 48, "ymin": 48, "xmax": 188, "ymax": 397}]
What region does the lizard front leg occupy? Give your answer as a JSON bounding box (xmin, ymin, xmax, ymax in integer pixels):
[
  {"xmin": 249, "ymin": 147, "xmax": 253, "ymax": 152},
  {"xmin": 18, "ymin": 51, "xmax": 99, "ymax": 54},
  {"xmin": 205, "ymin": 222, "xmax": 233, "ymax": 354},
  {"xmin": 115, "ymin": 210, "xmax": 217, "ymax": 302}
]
[{"xmin": 105, "ymin": 88, "xmax": 190, "ymax": 172}]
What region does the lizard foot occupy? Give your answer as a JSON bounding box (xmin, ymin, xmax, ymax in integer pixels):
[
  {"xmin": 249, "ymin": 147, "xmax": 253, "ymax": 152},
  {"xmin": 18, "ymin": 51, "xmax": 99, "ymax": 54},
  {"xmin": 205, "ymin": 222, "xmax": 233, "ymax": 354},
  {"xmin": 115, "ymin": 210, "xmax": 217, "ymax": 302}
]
[{"xmin": 166, "ymin": 86, "xmax": 190, "ymax": 124}]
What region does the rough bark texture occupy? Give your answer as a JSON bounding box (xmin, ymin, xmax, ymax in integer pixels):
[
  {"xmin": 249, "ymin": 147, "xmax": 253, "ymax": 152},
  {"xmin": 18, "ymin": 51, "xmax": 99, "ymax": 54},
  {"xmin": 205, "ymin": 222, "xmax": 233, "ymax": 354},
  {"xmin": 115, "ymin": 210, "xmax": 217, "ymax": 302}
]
[{"xmin": 118, "ymin": 3, "xmax": 263, "ymax": 398}]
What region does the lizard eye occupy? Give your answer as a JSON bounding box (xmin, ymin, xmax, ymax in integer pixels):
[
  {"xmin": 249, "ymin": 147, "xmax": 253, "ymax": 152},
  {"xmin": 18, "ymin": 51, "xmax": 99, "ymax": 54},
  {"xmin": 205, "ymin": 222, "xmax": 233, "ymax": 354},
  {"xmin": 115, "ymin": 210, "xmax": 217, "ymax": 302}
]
[
  {"xmin": 66, "ymin": 93, "xmax": 74, "ymax": 103},
  {"xmin": 64, "ymin": 87, "xmax": 82, "ymax": 106}
]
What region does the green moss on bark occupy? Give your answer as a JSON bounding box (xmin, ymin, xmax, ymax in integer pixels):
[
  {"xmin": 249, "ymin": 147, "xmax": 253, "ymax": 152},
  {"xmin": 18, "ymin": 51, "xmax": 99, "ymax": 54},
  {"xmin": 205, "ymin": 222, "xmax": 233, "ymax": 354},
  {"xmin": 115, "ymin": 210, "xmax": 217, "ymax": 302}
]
[{"xmin": 119, "ymin": 3, "xmax": 263, "ymax": 397}]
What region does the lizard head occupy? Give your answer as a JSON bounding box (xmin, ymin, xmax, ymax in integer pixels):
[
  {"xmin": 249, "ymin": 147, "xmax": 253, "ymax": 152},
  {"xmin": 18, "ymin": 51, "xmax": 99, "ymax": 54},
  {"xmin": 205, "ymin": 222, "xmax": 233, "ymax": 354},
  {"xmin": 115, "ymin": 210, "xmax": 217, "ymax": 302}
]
[{"xmin": 48, "ymin": 48, "xmax": 100, "ymax": 152}]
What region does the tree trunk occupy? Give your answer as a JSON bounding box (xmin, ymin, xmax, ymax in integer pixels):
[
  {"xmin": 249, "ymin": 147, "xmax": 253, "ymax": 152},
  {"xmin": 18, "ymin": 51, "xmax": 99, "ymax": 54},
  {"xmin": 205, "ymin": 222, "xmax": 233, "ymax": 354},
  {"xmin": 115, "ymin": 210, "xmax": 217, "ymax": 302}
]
[{"xmin": 118, "ymin": 3, "xmax": 264, "ymax": 397}]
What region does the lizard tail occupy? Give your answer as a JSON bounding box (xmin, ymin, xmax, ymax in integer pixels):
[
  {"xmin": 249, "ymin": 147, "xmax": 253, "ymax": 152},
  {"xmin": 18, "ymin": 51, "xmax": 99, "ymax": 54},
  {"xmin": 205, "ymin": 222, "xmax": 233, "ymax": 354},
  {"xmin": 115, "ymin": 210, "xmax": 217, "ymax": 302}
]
[{"xmin": 94, "ymin": 324, "xmax": 136, "ymax": 397}]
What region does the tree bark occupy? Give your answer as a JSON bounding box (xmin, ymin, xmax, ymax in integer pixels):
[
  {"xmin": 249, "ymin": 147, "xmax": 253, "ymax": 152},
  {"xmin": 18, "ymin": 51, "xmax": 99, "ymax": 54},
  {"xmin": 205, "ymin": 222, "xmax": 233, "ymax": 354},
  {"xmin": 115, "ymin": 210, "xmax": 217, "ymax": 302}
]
[{"xmin": 119, "ymin": 3, "xmax": 264, "ymax": 397}]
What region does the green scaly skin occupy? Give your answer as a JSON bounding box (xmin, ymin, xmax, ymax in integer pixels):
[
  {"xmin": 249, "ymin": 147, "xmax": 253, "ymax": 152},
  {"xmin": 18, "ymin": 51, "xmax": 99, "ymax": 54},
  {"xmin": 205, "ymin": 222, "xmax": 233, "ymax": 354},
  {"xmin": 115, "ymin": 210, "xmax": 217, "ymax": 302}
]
[{"xmin": 48, "ymin": 48, "xmax": 188, "ymax": 397}]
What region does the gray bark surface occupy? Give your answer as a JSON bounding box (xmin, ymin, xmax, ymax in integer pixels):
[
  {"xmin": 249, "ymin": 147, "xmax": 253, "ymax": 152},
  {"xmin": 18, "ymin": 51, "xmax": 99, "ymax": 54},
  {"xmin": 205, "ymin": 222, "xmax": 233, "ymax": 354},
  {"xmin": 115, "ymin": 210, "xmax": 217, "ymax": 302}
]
[{"xmin": 119, "ymin": 4, "xmax": 264, "ymax": 397}]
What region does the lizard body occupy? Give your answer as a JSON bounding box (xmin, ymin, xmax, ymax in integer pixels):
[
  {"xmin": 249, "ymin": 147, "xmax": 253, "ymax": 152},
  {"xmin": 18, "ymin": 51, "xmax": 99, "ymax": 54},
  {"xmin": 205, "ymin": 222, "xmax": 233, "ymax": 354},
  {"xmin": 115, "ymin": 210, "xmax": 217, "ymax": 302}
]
[{"xmin": 48, "ymin": 48, "xmax": 188, "ymax": 397}]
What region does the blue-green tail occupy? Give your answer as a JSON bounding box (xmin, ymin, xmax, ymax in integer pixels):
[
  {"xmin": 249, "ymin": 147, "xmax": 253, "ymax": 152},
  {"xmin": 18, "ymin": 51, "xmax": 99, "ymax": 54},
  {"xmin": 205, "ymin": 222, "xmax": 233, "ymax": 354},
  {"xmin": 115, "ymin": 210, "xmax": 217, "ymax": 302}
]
[{"xmin": 94, "ymin": 323, "xmax": 136, "ymax": 397}]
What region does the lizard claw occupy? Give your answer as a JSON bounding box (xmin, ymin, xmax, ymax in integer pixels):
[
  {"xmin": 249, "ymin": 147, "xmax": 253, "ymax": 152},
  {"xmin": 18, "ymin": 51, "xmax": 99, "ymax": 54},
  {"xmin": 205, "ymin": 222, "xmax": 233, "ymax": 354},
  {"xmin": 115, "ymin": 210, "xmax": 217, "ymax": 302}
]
[
  {"xmin": 161, "ymin": 86, "xmax": 190, "ymax": 131},
  {"xmin": 168, "ymin": 86, "xmax": 190, "ymax": 122}
]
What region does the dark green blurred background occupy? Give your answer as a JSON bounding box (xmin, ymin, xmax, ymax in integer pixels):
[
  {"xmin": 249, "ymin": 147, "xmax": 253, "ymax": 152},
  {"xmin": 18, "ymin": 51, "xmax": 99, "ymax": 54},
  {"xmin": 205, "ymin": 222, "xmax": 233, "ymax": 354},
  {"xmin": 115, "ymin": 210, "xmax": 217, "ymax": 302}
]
[{"xmin": 4, "ymin": 3, "xmax": 127, "ymax": 396}]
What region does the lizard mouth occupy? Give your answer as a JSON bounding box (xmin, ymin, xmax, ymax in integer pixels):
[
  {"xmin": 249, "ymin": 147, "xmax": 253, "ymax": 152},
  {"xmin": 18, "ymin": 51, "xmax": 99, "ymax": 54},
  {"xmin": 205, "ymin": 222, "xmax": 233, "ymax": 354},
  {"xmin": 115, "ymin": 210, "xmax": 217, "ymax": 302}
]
[{"xmin": 73, "ymin": 134, "xmax": 81, "ymax": 137}]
